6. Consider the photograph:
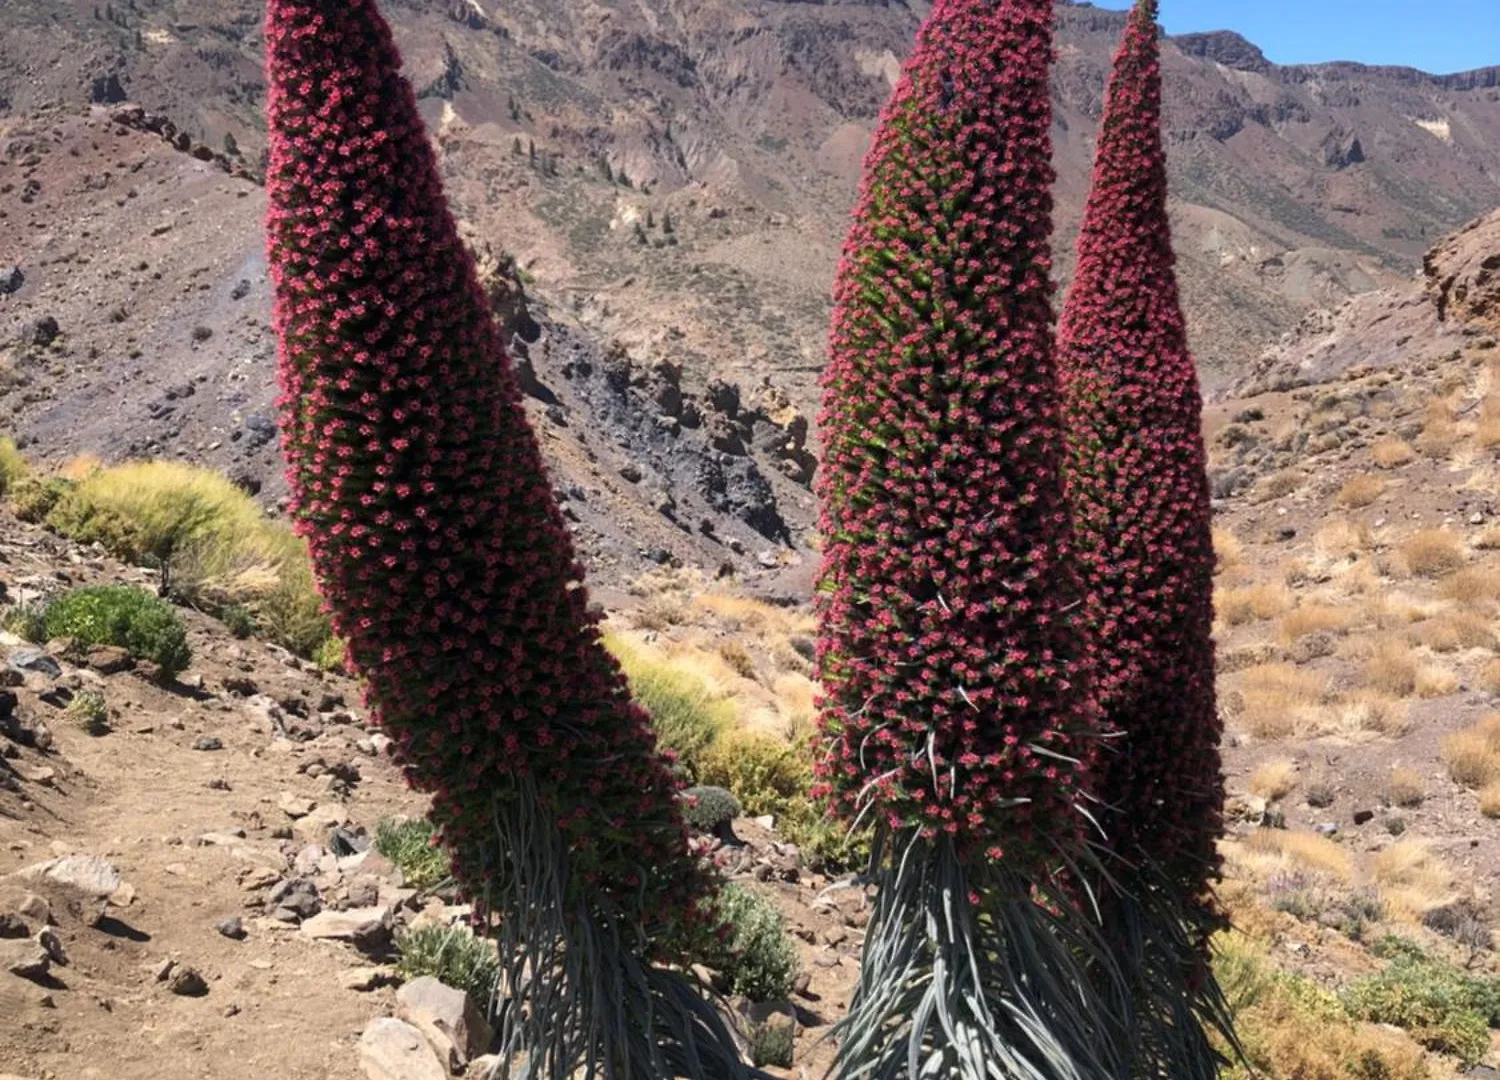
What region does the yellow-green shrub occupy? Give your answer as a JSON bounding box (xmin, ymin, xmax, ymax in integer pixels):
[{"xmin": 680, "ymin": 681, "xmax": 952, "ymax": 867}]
[
  {"xmin": 0, "ymin": 437, "xmax": 26, "ymax": 495},
  {"xmin": 606, "ymin": 635, "xmax": 734, "ymax": 781},
  {"xmin": 698, "ymin": 729, "xmax": 813, "ymax": 820}
]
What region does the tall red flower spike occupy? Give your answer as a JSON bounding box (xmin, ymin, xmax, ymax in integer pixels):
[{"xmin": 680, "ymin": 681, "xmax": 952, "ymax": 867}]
[
  {"xmin": 814, "ymin": 0, "xmax": 1123, "ymax": 1076},
  {"xmin": 1056, "ymin": 1, "xmax": 1234, "ymax": 1075},
  {"xmin": 263, "ymin": 2, "xmax": 750, "ymax": 1076}
]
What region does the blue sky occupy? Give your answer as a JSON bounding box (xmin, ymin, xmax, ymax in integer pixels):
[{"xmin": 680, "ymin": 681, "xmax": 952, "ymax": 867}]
[{"xmin": 1088, "ymin": 0, "xmax": 1498, "ymax": 75}]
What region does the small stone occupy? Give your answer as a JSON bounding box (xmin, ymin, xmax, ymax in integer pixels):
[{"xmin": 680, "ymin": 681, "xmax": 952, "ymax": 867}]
[
  {"xmin": 215, "ymin": 916, "xmax": 246, "ymax": 940},
  {"xmin": 168, "ymin": 966, "xmax": 209, "ymax": 996},
  {"xmin": 18, "ymin": 894, "xmax": 51, "ymax": 923},
  {"xmin": 1316, "ymin": 822, "xmax": 1339, "ymax": 836},
  {"xmin": 300, "ymin": 906, "xmax": 391, "ymax": 946},
  {"xmin": 84, "ymin": 645, "xmax": 134, "ymax": 674},
  {"xmin": 36, "ymin": 928, "xmax": 65, "ymax": 965},
  {"xmin": 280, "ymin": 792, "xmax": 318, "ymax": 816},
  {"xmin": 1, "ymin": 938, "xmax": 50, "ymax": 981},
  {"xmin": 0, "ymin": 914, "xmax": 28, "ymax": 939},
  {"xmin": 1353, "ymin": 809, "xmax": 1376, "ymax": 826},
  {"xmin": 192, "ymin": 735, "xmax": 223, "ymax": 751},
  {"xmin": 347, "ymin": 874, "xmax": 381, "ymax": 908},
  {"xmin": 154, "ymin": 958, "xmax": 177, "ymax": 981}
]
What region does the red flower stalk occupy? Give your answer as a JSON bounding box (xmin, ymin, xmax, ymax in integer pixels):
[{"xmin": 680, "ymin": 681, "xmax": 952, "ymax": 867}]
[
  {"xmin": 1056, "ymin": 1, "xmax": 1233, "ymax": 1074},
  {"xmin": 263, "ymin": 2, "xmax": 748, "ymax": 1075},
  {"xmin": 814, "ymin": 0, "xmax": 1122, "ymax": 1075}
]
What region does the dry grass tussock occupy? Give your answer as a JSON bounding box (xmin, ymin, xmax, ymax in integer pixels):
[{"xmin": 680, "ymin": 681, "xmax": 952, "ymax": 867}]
[
  {"xmin": 1364, "ymin": 640, "xmax": 1420, "ymax": 697},
  {"xmin": 1385, "ymin": 767, "xmax": 1425, "ymax": 808},
  {"xmin": 1373, "ymin": 838, "xmax": 1458, "ymax": 918},
  {"xmin": 1234, "ymin": 828, "xmax": 1354, "ymax": 882},
  {"xmin": 1441, "ymin": 714, "xmax": 1500, "ymax": 788},
  {"xmin": 1438, "ymin": 563, "xmax": 1500, "ymax": 609},
  {"xmin": 1480, "ymin": 658, "xmax": 1500, "ymax": 694},
  {"xmin": 1313, "ymin": 519, "xmax": 1373, "ymax": 562},
  {"xmin": 1276, "ymin": 603, "xmax": 1357, "ymax": 644},
  {"xmin": 1480, "ymin": 783, "xmax": 1500, "ymax": 819},
  {"xmin": 1248, "ymin": 759, "xmax": 1298, "ymax": 801},
  {"xmin": 1217, "ymin": 584, "xmax": 1292, "ymax": 627},
  {"xmin": 1335, "ymin": 474, "xmax": 1385, "ymax": 508},
  {"xmin": 1250, "ymin": 470, "xmax": 1302, "ymax": 503},
  {"xmin": 1397, "ymin": 529, "xmax": 1467, "ymax": 578},
  {"xmin": 1412, "ymin": 611, "xmax": 1494, "ymax": 653},
  {"xmin": 1227, "ymin": 664, "xmax": 1330, "ymax": 740},
  {"xmin": 1416, "ymin": 400, "xmax": 1460, "ymax": 458},
  {"xmin": 1213, "ymin": 526, "xmax": 1243, "ymax": 575},
  {"xmin": 1371, "ymin": 439, "xmax": 1417, "ymax": 469},
  {"xmin": 1473, "ymin": 528, "xmax": 1500, "ymax": 551}
]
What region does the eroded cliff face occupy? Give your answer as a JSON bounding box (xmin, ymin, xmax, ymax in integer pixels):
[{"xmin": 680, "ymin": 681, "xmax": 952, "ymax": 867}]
[{"xmin": 1427, "ymin": 208, "xmax": 1500, "ymax": 337}]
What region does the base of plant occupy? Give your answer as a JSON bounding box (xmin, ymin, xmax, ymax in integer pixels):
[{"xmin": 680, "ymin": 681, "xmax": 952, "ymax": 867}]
[
  {"xmin": 476, "ymin": 776, "xmax": 761, "ymax": 1080},
  {"xmin": 826, "ymin": 827, "xmax": 1125, "ymax": 1080},
  {"xmin": 1093, "ymin": 858, "xmax": 1238, "ymax": 1080}
]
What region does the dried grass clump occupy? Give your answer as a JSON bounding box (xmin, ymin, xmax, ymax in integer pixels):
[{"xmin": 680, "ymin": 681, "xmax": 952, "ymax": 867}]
[
  {"xmin": 1372, "ymin": 439, "xmax": 1417, "ymax": 469},
  {"xmin": 1374, "ymin": 838, "xmax": 1458, "ymax": 918},
  {"xmin": 1335, "ymin": 474, "xmax": 1385, "ymax": 508},
  {"xmin": 1480, "ymin": 783, "xmax": 1500, "ymax": 819},
  {"xmin": 1417, "ymin": 401, "xmax": 1459, "ymax": 458},
  {"xmin": 1386, "ymin": 768, "xmax": 1426, "ymax": 808},
  {"xmin": 1242, "ymin": 828, "xmax": 1354, "ymax": 881},
  {"xmin": 1250, "ymin": 470, "xmax": 1302, "ymax": 504},
  {"xmin": 1217, "ymin": 584, "xmax": 1293, "ymax": 627},
  {"xmin": 1438, "ymin": 564, "xmax": 1500, "ymax": 609},
  {"xmin": 1365, "ymin": 641, "xmax": 1420, "ymax": 697},
  {"xmin": 1416, "ymin": 664, "xmax": 1459, "ymax": 699},
  {"xmin": 1441, "ymin": 714, "xmax": 1500, "ymax": 788},
  {"xmin": 1398, "ymin": 529, "xmax": 1467, "ymax": 578},
  {"xmin": 1213, "ymin": 526, "xmax": 1243, "ymax": 575},
  {"xmin": 1480, "ymin": 658, "xmax": 1500, "ymax": 695},
  {"xmin": 1314, "ymin": 520, "xmax": 1373, "ymax": 561},
  {"xmin": 1277, "ymin": 604, "xmax": 1358, "ymax": 644},
  {"xmin": 1473, "ymin": 528, "xmax": 1500, "ymax": 551},
  {"xmin": 1248, "ymin": 759, "xmax": 1298, "ymax": 801},
  {"xmin": 1232, "ymin": 664, "xmax": 1332, "ymax": 740},
  {"xmin": 1414, "ymin": 611, "xmax": 1494, "ymax": 653},
  {"xmin": 1335, "ymin": 691, "xmax": 1413, "ymax": 738}
]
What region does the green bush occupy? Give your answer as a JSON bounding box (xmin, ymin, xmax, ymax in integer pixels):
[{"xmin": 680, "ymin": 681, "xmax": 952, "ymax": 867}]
[
  {"xmin": 700, "ymin": 883, "xmax": 799, "ymax": 1003},
  {"xmin": 0, "ymin": 438, "xmax": 26, "ymax": 495},
  {"xmin": 42, "ymin": 585, "xmax": 191, "ymax": 677},
  {"xmin": 220, "ymin": 603, "xmax": 254, "ymax": 639},
  {"xmin": 1342, "ymin": 954, "xmax": 1498, "ymax": 1065},
  {"xmin": 682, "ymin": 785, "xmax": 741, "ymax": 833},
  {"xmin": 11, "ymin": 475, "xmax": 72, "ymax": 523},
  {"xmin": 1, "ymin": 602, "xmax": 48, "ymax": 643},
  {"xmin": 66, "ymin": 689, "xmax": 109, "ymax": 735},
  {"xmin": 374, "ymin": 817, "xmax": 451, "ymax": 890},
  {"xmin": 747, "ymin": 1018, "xmax": 795, "ymax": 1068},
  {"xmin": 606, "ymin": 635, "xmax": 733, "ymax": 781},
  {"xmin": 394, "ymin": 923, "xmax": 498, "ymax": 1009},
  {"xmin": 313, "ymin": 633, "xmax": 347, "ymax": 674},
  {"xmin": 698, "ymin": 729, "xmax": 812, "ymax": 820}
]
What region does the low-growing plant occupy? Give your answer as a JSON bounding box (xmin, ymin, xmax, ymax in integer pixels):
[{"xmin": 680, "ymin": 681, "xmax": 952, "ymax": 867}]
[
  {"xmin": 394, "ymin": 922, "xmax": 499, "ymax": 1009},
  {"xmin": 1481, "ymin": 782, "xmax": 1500, "ymax": 819},
  {"xmin": 42, "ymin": 585, "xmax": 190, "ymax": 677},
  {"xmin": 313, "ymin": 634, "xmax": 347, "ymax": 674},
  {"xmin": 10, "ymin": 475, "xmax": 72, "ymax": 523},
  {"xmin": 1371, "ymin": 439, "xmax": 1416, "ymax": 469},
  {"xmin": 700, "ymin": 883, "xmax": 798, "ymax": 1003},
  {"xmin": 698, "ymin": 729, "xmax": 813, "ymax": 822},
  {"xmin": 1336, "ymin": 474, "xmax": 1385, "ymax": 509},
  {"xmin": 1343, "ymin": 954, "xmax": 1498, "ymax": 1065},
  {"xmin": 220, "ymin": 603, "xmax": 254, "ymax": 639},
  {"xmin": 1386, "ymin": 768, "xmax": 1425, "ymax": 809},
  {"xmin": 681, "ymin": 785, "xmax": 741, "ymax": 834},
  {"xmin": 747, "ymin": 1018, "xmax": 795, "ymax": 1069},
  {"xmin": 0, "ymin": 437, "xmax": 27, "ymax": 495},
  {"xmin": 1, "ymin": 602, "xmax": 48, "ymax": 643},
  {"xmin": 373, "ymin": 817, "xmax": 450, "ymax": 890},
  {"xmin": 606, "ymin": 635, "xmax": 734, "ymax": 782},
  {"xmin": 1398, "ymin": 529, "xmax": 1466, "ymax": 579},
  {"xmin": 65, "ymin": 689, "xmax": 109, "ymax": 735}
]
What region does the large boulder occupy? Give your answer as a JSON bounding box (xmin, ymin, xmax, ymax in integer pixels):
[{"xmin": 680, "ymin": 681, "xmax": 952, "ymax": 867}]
[
  {"xmin": 358, "ymin": 1018, "xmax": 447, "ymax": 1080},
  {"xmin": 395, "ymin": 975, "xmax": 494, "ymax": 1069},
  {"xmin": 1426, "ymin": 207, "xmax": 1500, "ymax": 336}
]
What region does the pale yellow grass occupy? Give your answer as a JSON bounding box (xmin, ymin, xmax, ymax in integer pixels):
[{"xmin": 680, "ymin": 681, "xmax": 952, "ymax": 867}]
[
  {"xmin": 1371, "ymin": 439, "xmax": 1416, "ymax": 469},
  {"xmin": 1412, "ymin": 611, "xmax": 1495, "ymax": 653},
  {"xmin": 1313, "ymin": 520, "xmax": 1373, "ymax": 561},
  {"xmin": 1474, "ymin": 528, "xmax": 1500, "ymax": 551},
  {"xmin": 1250, "ymin": 470, "xmax": 1302, "ymax": 503},
  {"xmin": 1385, "ymin": 767, "xmax": 1426, "ymax": 808},
  {"xmin": 1441, "ymin": 714, "xmax": 1500, "ymax": 788},
  {"xmin": 1213, "ymin": 527, "xmax": 1243, "ymax": 575},
  {"xmin": 1216, "ymin": 584, "xmax": 1293, "ymax": 627},
  {"xmin": 1416, "ymin": 400, "xmax": 1459, "ymax": 457},
  {"xmin": 1480, "ymin": 658, "xmax": 1500, "ymax": 694},
  {"xmin": 1438, "ymin": 564, "xmax": 1500, "ymax": 609},
  {"xmin": 1248, "ymin": 759, "xmax": 1298, "ymax": 801},
  {"xmin": 1231, "ymin": 664, "xmax": 1331, "ymax": 740},
  {"xmin": 1240, "ymin": 828, "xmax": 1354, "ymax": 881},
  {"xmin": 1374, "ymin": 839, "xmax": 1458, "ymax": 918},
  {"xmin": 1416, "ymin": 665, "xmax": 1460, "ymax": 698},
  {"xmin": 1335, "ymin": 474, "xmax": 1385, "ymax": 508},
  {"xmin": 1276, "ymin": 604, "xmax": 1358, "ymax": 644},
  {"xmin": 1480, "ymin": 782, "xmax": 1500, "ymax": 818},
  {"xmin": 1397, "ymin": 529, "xmax": 1467, "ymax": 578},
  {"xmin": 1333, "ymin": 691, "xmax": 1412, "ymax": 738},
  {"xmin": 1364, "ymin": 640, "xmax": 1420, "ymax": 697}
]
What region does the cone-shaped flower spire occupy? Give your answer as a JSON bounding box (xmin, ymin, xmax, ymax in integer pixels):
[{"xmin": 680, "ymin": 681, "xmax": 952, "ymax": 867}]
[
  {"xmin": 1057, "ymin": 1, "xmax": 1233, "ymax": 1075},
  {"xmin": 814, "ymin": 0, "xmax": 1122, "ymax": 1075},
  {"xmin": 263, "ymin": 2, "xmax": 749, "ymax": 1075}
]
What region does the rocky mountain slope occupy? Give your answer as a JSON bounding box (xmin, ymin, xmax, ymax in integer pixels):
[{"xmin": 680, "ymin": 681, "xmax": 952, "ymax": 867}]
[{"xmin": 1, "ymin": 0, "xmax": 1498, "ymax": 407}]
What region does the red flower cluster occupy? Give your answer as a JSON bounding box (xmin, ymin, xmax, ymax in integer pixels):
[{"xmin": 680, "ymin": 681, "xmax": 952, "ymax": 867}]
[
  {"xmin": 814, "ymin": 0, "xmax": 1097, "ymax": 859},
  {"xmin": 264, "ymin": 0, "xmax": 708, "ymax": 936},
  {"xmin": 1057, "ymin": 0, "xmax": 1223, "ymax": 891}
]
